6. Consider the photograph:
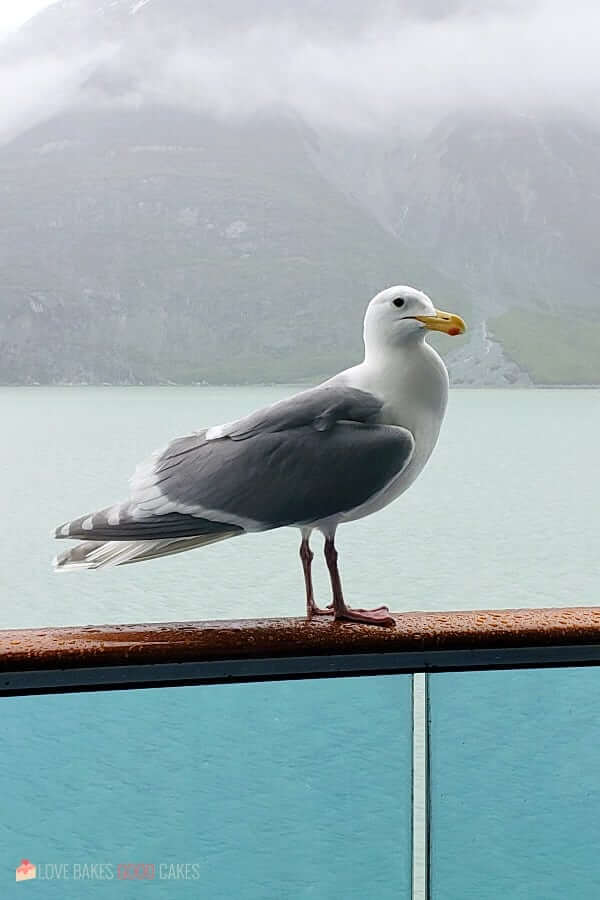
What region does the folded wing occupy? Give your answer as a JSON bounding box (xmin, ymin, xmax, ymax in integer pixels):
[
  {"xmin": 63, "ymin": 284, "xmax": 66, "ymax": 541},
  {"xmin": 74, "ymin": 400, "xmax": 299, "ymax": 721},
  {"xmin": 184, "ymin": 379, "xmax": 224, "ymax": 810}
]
[{"xmin": 55, "ymin": 385, "xmax": 415, "ymax": 542}]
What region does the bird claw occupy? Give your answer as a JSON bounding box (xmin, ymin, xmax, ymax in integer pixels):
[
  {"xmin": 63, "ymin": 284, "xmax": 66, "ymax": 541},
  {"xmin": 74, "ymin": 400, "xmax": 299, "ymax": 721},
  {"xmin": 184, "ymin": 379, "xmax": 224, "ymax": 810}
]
[{"xmin": 335, "ymin": 605, "xmax": 396, "ymax": 627}]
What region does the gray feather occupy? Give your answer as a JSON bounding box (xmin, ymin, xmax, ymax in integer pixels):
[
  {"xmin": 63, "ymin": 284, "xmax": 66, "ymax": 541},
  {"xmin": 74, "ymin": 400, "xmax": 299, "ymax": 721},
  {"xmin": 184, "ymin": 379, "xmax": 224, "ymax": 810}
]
[
  {"xmin": 54, "ymin": 383, "xmax": 414, "ymax": 553},
  {"xmin": 149, "ymin": 422, "xmax": 415, "ymax": 528},
  {"xmin": 217, "ymin": 385, "xmax": 383, "ymax": 440},
  {"xmin": 55, "ymin": 505, "xmax": 242, "ymax": 541}
]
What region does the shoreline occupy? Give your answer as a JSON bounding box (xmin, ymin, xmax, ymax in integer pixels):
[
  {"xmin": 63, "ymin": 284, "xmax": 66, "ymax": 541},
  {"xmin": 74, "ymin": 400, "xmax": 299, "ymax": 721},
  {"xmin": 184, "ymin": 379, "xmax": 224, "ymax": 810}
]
[{"xmin": 1, "ymin": 382, "xmax": 599, "ymax": 390}]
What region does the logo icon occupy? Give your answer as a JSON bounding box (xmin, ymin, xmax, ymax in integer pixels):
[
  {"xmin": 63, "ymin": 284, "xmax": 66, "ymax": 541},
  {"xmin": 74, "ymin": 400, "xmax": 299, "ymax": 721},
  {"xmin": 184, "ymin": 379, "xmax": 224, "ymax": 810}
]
[{"xmin": 16, "ymin": 860, "xmax": 36, "ymax": 882}]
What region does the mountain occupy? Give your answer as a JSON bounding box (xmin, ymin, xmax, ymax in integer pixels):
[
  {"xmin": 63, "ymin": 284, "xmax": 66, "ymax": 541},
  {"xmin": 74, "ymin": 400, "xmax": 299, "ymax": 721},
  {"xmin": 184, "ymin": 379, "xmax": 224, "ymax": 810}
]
[
  {"xmin": 0, "ymin": 104, "xmax": 463, "ymax": 384},
  {"xmin": 0, "ymin": 0, "xmax": 598, "ymax": 385},
  {"xmin": 338, "ymin": 112, "xmax": 600, "ymax": 384},
  {"xmin": 388, "ymin": 113, "xmax": 600, "ymax": 385},
  {"xmin": 383, "ymin": 113, "xmax": 600, "ymax": 310}
]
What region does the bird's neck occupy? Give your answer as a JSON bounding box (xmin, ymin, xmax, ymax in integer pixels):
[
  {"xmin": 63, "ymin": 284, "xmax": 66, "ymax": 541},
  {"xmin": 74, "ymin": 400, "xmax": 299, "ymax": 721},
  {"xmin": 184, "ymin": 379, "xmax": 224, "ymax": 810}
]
[
  {"xmin": 363, "ymin": 330, "xmax": 429, "ymax": 377},
  {"xmin": 357, "ymin": 335, "xmax": 449, "ymax": 429}
]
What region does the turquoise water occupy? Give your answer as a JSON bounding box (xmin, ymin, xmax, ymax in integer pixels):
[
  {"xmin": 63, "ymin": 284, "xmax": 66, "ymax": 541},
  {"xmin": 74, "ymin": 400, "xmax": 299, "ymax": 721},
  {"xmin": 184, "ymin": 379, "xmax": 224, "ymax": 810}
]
[
  {"xmin": 1, "ymin": 386, "xmax": 598, "ymax": 627},
  {"xmin": 1, "ymin": 386, "xmax": 599, "ymax": 898}
]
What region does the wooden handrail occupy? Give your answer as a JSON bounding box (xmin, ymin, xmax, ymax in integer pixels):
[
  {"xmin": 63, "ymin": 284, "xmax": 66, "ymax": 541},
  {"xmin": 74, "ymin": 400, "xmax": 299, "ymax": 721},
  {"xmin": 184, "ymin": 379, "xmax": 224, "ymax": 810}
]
[{"xmin": 2, "ymin": 608, "xmax": 600, "ymax": 695}]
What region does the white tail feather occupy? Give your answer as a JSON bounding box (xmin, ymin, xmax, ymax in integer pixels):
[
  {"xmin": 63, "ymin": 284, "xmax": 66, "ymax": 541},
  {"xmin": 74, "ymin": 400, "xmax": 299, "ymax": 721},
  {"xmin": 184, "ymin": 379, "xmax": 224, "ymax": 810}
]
[{"xmin": 53, "ymin": 531, "xmax": 238, "ymax": 571}]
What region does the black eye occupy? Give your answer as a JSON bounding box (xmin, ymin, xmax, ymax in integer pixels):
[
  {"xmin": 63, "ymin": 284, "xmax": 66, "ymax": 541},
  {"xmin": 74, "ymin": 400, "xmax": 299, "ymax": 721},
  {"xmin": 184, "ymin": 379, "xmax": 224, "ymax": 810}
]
[{"xmin": 393, "ymin": 297, "xmax": 405, "ymax": 308}]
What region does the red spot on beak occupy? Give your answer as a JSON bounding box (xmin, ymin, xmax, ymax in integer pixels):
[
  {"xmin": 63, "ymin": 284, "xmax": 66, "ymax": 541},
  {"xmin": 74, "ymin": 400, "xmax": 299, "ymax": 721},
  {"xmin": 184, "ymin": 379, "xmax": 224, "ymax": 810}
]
[{"xmin": 448, "ymin": 327, "xmax": 460, "ymax": 336}]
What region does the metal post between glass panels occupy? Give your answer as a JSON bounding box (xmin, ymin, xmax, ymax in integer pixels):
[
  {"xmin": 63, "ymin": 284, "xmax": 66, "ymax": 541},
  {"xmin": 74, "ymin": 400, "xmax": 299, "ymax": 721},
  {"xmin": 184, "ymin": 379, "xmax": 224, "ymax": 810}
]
[{"xmin": 412, "ymin": 672, "xmax": 430, "ymax": 900}]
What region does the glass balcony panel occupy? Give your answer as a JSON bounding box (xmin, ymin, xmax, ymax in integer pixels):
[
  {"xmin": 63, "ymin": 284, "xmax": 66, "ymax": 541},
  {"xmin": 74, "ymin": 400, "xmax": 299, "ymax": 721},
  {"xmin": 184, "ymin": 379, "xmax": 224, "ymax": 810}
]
[
  {"xmin": 1, "ymin": 675, "xmax": 411, "ymax": 898},
  {"xmin": 429, "ymin": 668, "xmax": 600, "ymax": 899}
]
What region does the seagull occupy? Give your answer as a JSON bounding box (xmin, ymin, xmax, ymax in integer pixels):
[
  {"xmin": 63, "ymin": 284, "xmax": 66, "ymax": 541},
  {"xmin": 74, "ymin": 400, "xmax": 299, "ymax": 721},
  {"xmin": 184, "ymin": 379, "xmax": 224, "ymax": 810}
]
[{"xmin": 54, "ymin": 285, "xmax": 465, "ymax": 626}]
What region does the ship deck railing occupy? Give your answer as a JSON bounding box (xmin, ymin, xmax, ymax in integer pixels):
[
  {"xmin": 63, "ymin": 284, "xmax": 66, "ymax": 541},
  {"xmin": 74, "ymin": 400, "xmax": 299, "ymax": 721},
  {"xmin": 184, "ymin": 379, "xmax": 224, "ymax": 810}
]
[{"xmin": 3, "ymin": 607, "xmax": 600, "ymax": 898}]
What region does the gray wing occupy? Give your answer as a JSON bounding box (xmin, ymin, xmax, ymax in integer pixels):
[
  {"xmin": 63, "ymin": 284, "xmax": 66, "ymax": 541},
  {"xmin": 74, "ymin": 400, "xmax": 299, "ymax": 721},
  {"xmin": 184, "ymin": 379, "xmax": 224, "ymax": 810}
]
[
  {"xmin": 210, "ymin": 385, "xmax": 384, "ymax": 440},
  {"xmin": 56, "ymin": 385, "xmax": 415, "ymax": 540}
]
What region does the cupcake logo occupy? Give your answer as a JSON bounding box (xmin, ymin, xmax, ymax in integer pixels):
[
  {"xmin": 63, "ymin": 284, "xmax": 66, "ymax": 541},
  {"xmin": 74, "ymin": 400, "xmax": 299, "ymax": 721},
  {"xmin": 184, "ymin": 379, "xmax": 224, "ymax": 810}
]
[{"xmin": 16, "ymin": 860, "xmax": 36, "ymax": 882}]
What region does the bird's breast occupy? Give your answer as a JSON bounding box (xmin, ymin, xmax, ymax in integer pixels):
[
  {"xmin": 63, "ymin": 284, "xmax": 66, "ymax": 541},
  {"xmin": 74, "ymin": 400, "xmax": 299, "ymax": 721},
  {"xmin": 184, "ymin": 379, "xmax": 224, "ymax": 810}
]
[
  {"xmin": 375, "ymin": 344, "xmax": 448, "ymax": 433},
  {"xmin": 335, "ymin": 344, "xmax": 449, "ymax": 522}
]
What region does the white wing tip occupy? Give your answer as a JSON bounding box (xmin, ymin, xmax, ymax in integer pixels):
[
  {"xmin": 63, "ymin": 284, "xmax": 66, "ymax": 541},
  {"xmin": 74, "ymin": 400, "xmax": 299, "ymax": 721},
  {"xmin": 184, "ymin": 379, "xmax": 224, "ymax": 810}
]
[{"xmin": 52, "ymin": 554, "xmax": 92, "ymax": 572}]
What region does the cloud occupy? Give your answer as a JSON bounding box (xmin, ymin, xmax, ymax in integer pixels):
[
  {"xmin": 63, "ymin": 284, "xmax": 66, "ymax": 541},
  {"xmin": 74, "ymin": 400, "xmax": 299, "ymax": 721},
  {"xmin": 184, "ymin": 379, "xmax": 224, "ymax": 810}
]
[
  {"xmin": 2, "ymin": 0, "xmax": 600, "ymax": 141},
  {"xmin": 0, "ymin": 46, "xmax": 114, "ymax": 145},
  {"xmin": 121, "ymin": 0, "xmax": 600, "ymax": 133}
]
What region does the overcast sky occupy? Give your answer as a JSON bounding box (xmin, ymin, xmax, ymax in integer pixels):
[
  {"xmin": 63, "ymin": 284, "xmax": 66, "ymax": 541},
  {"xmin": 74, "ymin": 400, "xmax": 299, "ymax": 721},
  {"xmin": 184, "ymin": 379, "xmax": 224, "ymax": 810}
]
[
  {"xmin": 0, "ymin": 0, "xmax": 51, "ymax": 36},
  {"xmin": 139, "ymin": 0, "xmax": 600, "ymax": 132},
  {"xmin": 2, "ymin": 0, "xmax": 600, "ymax": 142}
]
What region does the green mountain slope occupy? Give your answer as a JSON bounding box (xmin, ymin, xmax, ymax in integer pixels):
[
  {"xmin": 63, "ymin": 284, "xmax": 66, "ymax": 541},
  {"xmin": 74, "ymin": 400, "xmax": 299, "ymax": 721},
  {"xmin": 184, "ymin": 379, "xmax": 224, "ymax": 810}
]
[
  {"xmin": 490, "ymin": 309, "xmax": 600, "ymax": 385},
  {"xmin": 0, "ymin": 107, "xmax": 466, "ymax": 383}
]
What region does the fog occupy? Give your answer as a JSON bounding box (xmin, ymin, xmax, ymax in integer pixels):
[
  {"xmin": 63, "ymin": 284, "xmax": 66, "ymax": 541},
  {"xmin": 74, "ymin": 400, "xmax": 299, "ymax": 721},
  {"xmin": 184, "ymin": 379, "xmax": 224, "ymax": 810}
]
[
  {"xmin": 1, "ymin": 0, "xmax": 599, "ymax": 142},
  {"xmin": 0, "ymin": 49, "xmax": 111, "ymax": 144},
  {"xmin": 145, "ymin": 0, "xmax": 600, "ymax": 133}
]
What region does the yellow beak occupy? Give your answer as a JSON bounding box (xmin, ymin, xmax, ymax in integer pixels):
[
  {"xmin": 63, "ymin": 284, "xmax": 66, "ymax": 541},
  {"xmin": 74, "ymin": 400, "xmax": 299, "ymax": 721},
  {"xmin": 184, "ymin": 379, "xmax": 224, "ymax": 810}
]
[{"xmin": 414, "ymin": 309, "xmax": 466, "ymax": 336}]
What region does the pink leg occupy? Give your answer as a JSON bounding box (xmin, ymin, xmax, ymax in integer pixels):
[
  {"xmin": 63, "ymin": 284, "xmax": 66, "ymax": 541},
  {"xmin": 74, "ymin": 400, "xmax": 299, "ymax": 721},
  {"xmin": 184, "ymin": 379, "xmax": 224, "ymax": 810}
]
[
  {"xmin": 324, "ymin": 536, "xmax": 395, "ymax": 626},
  {"xmin": 300, "ymin": 537, "xmax": 332, "ymax": 619}
]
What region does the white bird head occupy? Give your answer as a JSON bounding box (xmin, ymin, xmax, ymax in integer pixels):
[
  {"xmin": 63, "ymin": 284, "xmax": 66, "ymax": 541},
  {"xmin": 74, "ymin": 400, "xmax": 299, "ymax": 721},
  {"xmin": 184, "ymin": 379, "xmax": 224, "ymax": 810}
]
[{"xmin": 363, "ymin": 285, "xmax": 466, "ymax": 352}]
